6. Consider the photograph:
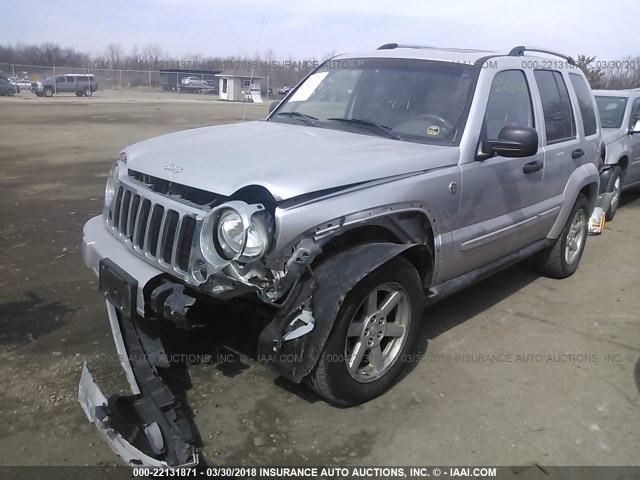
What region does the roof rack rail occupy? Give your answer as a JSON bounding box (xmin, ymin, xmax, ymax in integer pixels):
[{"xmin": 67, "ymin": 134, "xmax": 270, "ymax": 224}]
[
  {"xmin": 377, "ymin": 43, "xmax": 436, "ymax": 50},
  {"xmin": 508, "ymin": 46, "xmax": 575, "ymax": 65}
]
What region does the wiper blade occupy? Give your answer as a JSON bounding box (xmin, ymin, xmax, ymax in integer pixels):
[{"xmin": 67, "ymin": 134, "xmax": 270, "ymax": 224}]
[
  {"xmin": 276, "ymin": 111, "xmax": 317, "ymax": 126},
  {"xmin": 327, "ymin": 118, "xmax": 400, "ymax": 140}
]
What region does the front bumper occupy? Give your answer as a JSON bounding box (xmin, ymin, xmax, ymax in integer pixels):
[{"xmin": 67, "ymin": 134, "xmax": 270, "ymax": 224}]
[
  {"xmin": 83, "ymin": 215, "xmax": 163, "ymax": 316},
  {"xmin": 78, "ymin": 301, "xmax": 199, "ymax": 467}
]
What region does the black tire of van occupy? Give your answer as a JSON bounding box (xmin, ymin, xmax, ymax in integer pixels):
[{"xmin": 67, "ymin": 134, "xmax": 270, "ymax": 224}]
[
  {"xmin": 75, "ymin": 92, "xmax": 83, "ymax": 97},
  {"xmin": 43, "ymin": 87, "xmax": 53, "ymax": 97},
  {"xmin": 83, "ymin": 87, "xmax": 92, "ymax": 97}
]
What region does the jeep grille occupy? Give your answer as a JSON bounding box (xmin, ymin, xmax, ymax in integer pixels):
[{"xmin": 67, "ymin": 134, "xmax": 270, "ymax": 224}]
[{"xmin": 108, "ymin": 185, "xmax": 198, "ymax": 272}]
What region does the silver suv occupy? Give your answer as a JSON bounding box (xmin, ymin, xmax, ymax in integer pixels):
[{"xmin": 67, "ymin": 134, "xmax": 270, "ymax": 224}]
[
  {"xmin": 79, "ymin": 44, "xmax": 601, "ymax": 466},
  {"xmin": 593, "ymin": 89, "xmax": 640, "ymax": 220},
  {"xmin": 33, "ymin": 73, "xmax": 98, "ymax": 97}
]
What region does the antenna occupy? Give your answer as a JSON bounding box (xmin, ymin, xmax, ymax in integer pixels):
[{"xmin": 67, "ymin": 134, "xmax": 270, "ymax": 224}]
[{"xmin": 243, "ymin": 14, "xmax": 266, "ymax": 122}]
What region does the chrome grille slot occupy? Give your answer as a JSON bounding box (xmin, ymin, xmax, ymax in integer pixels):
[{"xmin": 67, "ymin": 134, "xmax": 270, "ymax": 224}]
[
  {"xmin": 113, "ymin": 186, "xmax": 124, "ymax": 227},
  {"xmin": 134, "ymin": 200, "xmax": 151, "ymax": 249},
  {"xmin": 127, "ymin": 194, "xmax": 141, "ymax": 241},
  {"xmin": 161, "ymin": 211, "xmax": 179, "ymax": 264},
  {"xmin": 177, "ymin": 216, "xmax": 196, "ymax": 271},
  {"xmin": 119, "ymin": 190, "xmax": 132, "ymax": 234},
  {"xmin": 147, "ymin": 205, "xmax": 165, "ymax": 257}
]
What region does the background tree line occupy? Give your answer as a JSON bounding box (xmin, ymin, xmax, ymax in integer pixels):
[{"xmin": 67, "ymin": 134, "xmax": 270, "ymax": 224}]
[{"xmin": 1, "ymin": 42, "xmax": 639, "ymax": 89}]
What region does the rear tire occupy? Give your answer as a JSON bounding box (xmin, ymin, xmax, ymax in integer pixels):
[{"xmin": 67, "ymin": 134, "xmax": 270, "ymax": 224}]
[
  {"xmin": 75, "ymin": 92, "xmax": 83, "ymax": 97},
  {"xmin": 307, "ymin": 255, "xmax": 424, "ymax": 406},
  {"xmin": 534, "ymin": 194, "xmax": 589, "ymax": 279},
  {"xmin": 605, "ymin": 166, "xmax": 623, "ymax": 221}
]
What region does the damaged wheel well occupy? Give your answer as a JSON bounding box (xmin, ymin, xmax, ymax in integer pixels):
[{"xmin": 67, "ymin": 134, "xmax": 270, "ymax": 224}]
[{"xmin": 312, "ymin": 219, "xmax": 435, "ymax": 287}]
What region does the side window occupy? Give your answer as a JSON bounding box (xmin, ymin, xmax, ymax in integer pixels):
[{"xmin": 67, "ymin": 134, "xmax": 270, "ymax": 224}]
[
  {"xmin": 569, "ymin": 74, "xmax": 597, "ymax": 136},
  {"xmin": 222, "ymin": 78, "xmax": 228, "ymax": 93},
  {"xmin": 55, "ymin": 76, "xmax": 65, "ymax": 82},
  {"xmin": 484, "ymin": 70, "xmax": 534, "ymax": 139},
  {"xmin": 533, "ymin": 70, "xmax": 576, "ymax": 143},
  {"xmin": 632, "ymin": 99, "xmax": 640, "ymax": 123}
]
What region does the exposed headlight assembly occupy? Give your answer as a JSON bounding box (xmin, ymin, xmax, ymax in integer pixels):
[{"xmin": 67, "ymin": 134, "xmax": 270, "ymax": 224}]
[{"xmin": 216, "ymin": 207, "xmax": 272, "ymax": 262}]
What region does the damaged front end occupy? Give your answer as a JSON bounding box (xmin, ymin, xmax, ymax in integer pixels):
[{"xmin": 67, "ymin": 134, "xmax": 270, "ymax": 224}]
[{"xmin": 81, "ymin": 157, "xmax": 434, "ymax": 465}]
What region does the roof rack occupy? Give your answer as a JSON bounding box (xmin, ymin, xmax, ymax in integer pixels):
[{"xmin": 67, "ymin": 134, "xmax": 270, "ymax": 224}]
[
  {"xmin": 378, "ymin": 43, "xmax": 434, "ymax": 50},
  {"xmin": 508, "ymin": 46, "xmax": 575, "ymax": 65},
  {"xmin": 377, "ymin": 43, "xmax": 492, "ymax": 53}
]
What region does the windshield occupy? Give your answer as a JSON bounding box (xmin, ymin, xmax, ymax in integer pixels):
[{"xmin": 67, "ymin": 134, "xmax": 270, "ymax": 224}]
[
  {"xmin": 595, "ymin": 96, "xmax": 629, "ymax": 128},
  {"xmin": 270, "ymin": 57, "xmax": 478, "ymax": 145}
]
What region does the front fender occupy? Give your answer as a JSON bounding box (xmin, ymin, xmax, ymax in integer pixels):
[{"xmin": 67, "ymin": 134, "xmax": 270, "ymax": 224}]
[{"xmin": 257, "ymin": 242, "xmax": 415, "ymax": 383}]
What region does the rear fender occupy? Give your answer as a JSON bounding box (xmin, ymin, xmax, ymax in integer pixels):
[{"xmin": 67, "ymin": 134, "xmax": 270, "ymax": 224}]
[{"xmin": 547, "ymin": 164, "xmax": 599, "ymax": 239}]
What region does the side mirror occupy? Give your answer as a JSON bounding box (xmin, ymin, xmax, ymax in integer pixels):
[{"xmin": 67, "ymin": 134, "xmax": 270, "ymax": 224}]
[
  {"xmin": 268, "ymin": 100, "xmax": 281, "ymax": 114},
  {"xmin": 630, "ymin": 119, "xmax": 640, "ymax": 134},
  {"xmin": 484, "ymin": 126, "xmax": 539, "ymax": 158}
]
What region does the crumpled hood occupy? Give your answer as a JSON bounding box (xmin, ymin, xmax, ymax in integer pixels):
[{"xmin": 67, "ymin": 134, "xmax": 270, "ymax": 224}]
[
  {"xmin": 602, "ymin": 129, "xmax": 625, "ymax": 145},
  {"xmin": 123, "ymin": 121, "xmax": 460, "ymax": 201}
]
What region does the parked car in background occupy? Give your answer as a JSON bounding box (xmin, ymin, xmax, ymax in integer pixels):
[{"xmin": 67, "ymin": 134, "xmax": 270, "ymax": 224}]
[
  {"xmin": 14, "ymin": 78, "xmax": 32, "ymax": 90},
  {"xmin": 33, "ymin": 74, "xmax": 98, "ymax": 97},
  {"xmin": 80, "ymin": 44, "xmax": 601, "ymax": 467},
  {"xmin": 180, "ymin": 76, "xmax": 208, "ymax": 87},
  {"xmin": 277, "ymin": 85, "xmax": 293, "ymax": 95},
  {"xmin": 0, "ymin": 78, "xmax": 19, "ymax": 96},
  {"xmin": 594, "ymin": 89, "xmax": 640, "ymax": 220}
]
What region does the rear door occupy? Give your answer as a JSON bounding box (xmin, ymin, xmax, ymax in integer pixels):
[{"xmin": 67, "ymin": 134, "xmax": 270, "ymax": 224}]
[{"xmin": 532, "ymin": 70, "xmax": 582, "ymax": 224}]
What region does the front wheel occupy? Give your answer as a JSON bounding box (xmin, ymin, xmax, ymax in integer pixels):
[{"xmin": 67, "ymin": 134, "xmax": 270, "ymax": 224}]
[
  {"xmin": 534, "ymin": 194, "xmax": 589, "ymax": 279},
  {"xmin": 308, "ymin": 255, "xmax": 424, "ymax": 406},
  {"xmin": 605, "ymin": 166, "xmax": 623, "ymax": 221},
  {"xmin": 83, "ymin": 87, "xmax": 92, "ymax": 97},
  {"xmin": 43, "ymin": 87, "xmax": 53, "ymax": 97}
]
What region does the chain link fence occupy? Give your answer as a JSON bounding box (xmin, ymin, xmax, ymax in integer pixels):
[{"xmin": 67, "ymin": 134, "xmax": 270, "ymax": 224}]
[{"xmin": 0, "ymin": 63, "xmax": 236, "ymax": 97}]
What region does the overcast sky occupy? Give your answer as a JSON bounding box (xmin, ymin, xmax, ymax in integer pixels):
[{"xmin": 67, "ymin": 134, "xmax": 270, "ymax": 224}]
[{"xmin": 2, "ymin": 0, "xmax": 637, "ymax": 61}]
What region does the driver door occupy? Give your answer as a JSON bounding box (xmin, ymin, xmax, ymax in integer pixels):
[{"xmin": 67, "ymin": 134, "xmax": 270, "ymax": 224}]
[{"xmin": 449, "ymin": 69, "xmax": 544, "ymax": 279}]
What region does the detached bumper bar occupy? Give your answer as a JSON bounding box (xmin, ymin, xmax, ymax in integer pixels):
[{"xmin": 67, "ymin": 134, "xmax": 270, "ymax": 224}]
[
  {"xmin": 79, "ymin": 365, "xmax": 198, "ymax": 467},
  {"xmin": 588, "ymin": 192, "xmax": 615, "ymax": 235},
  {"xmin": 78, "ymin": 301, "xmax": 199, "ymax": 467}
]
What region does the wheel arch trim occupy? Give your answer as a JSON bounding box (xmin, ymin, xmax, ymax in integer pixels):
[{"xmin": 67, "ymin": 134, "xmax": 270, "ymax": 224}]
[{"xmin": 547, "ymin": 163, "xmax": 599, "ymax": 240}]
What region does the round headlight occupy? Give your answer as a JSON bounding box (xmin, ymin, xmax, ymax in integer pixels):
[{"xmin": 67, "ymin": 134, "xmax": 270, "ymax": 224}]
[
  {"xmin": 105, "ymin": 162, "xmax": 119, "ymax": 207},
  {"xmin": 216, "ymin": 209, "xmax": 270, "ymax": 262}
]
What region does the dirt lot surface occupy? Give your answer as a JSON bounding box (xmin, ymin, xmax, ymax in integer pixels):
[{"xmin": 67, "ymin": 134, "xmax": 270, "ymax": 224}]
[{"xmin": 0, "ymin": 94, "xmax": 639, "ymax": 468}]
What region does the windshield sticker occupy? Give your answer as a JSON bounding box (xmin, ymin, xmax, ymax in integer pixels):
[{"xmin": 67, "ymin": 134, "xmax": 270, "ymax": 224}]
[
  {"xmin": 426, "ymin": 126, "xmax": 440, "ymax": 136},
  {"xmin": 288, "ymin": 71, "xmax": 329, "ymax": 102}
]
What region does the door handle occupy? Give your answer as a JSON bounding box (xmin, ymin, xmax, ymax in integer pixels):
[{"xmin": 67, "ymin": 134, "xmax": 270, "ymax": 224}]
[
  {"xmin": 523, "ymin": 160, "xmax": 543, "ymax": 174},
  {"xmin": 572, "ymin": 148, "xmax": 585, "ymax": 159}
]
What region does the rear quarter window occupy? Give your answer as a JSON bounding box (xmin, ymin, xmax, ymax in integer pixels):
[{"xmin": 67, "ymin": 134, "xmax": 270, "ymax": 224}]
[{"xmin": 569, "ymin": 74, "xmax": 598, "ymax": 136}]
